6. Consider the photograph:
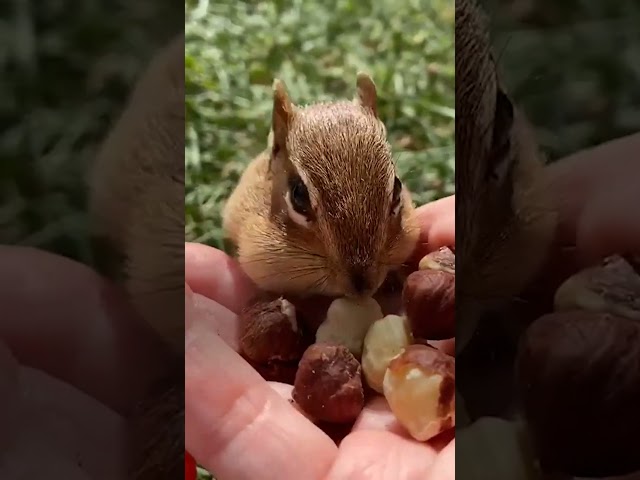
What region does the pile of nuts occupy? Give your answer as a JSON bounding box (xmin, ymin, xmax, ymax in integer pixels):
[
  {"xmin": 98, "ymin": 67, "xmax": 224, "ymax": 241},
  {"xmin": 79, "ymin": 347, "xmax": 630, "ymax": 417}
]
[
  {"xmin": 514, "ymin": 254, "xmax": 640, "ymax": 477},
  {"xmin": 238, "ymin": 247, "xmax": 456, "ymax": 442}
]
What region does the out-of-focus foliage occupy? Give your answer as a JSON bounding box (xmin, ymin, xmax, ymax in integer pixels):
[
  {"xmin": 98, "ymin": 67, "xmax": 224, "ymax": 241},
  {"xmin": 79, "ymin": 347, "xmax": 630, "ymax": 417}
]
[
  {"xmin": 0, "ymin": 0, "xmax": 178, "ymax": 264},
  {"xmin": 185, "ymin": 0, "xmax": 455, "ymax": 250},
  {"xmin": 481, "ymin": 0, "xmax": 640, "ymax": 161}
]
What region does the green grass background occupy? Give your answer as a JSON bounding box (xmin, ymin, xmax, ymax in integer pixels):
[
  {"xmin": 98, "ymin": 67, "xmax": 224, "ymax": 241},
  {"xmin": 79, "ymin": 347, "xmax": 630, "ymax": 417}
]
[
  {"xmin": 185, "ymin": 0, "xmax": 456, "ymax": 252},
  {"xmin": 1, "ymin": 0, "xmax": 637, "ymax": 477},
  {"xmin": 480, "ymin": 0, "xmax": 640, "ymax": 161},
  {"xmin": 0, "ymin": 1, "xmax": 178, "ymax": 265},
  {"xmin": 185, "ymin": 1, "xmax": 454, "ymax": 478}
]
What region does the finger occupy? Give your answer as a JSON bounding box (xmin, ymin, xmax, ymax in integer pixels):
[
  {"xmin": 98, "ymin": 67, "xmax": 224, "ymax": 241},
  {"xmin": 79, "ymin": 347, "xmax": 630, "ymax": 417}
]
[
  {"xmin": 577, "ymin": 186, "xmax": 640, "ymax": 262},
  {"xmin": 545, "ymin": 134, "xmax": 640, "ymax": 247},
  {"xmin": 416, "ymin": 195, "xmax": 455, "ymax": 226},
  {"xmin": 191, "ymin": 292, "xmax": 241, "ymax": 351},
  {"xmin": 413, "ymin": 196, "xmax": 455, "ymax": 259},
  {"xmin": 185, "ymin": 242, "xmax": 256, "ymax": 314},
  {"xmin": 0, "ymin": 246, "xmax": 173, "ymax": 415},
  {"xmin": 426, "ymin": 438, "xmax": 455, "ymax": 480},
  {"xmin": 0, "ymin": 341, "xmax": 20, "ymax": 446},
  {"xmin": 185, "ymin": 293, "xmax": 337, "ymax": 480},
  {"xmin": 0, "ymin": 340, "xmax": 126, "ymax": 480},
  {"xmin": 325, "ymin": 430, "xmax": 436, "ymax": 480},
  {"xmin": 352, "ymin": 396, "xmax": 409, "ymax": 437},
  {"xmin": 15, "ymin": 367, "xmax": 127, "ymax": 480}
]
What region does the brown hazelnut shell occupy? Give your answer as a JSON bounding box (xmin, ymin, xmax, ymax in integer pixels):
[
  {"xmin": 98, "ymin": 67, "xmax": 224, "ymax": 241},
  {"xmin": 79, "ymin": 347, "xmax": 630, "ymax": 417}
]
[
  {"xmin": 515, "ymin": 311, "xmax": 640, "ymax": 477},
  {"xmin": 238, "ymin": 294, "xmax": 309, "ymax": 363},
  {"xmin": 292, "ymin": 343, "xmax": 364, "ymax": 424},
  {"xmin": 402, "ymin": 269, "xmax": 455, "ymax": 339}
]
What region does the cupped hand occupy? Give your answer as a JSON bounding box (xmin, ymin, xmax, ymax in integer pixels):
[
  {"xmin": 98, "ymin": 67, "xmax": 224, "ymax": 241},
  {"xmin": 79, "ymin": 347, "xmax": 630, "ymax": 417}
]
[
  {"xmin": 521, "ymin": 133, "xmax": 640, "ymax": 299},
  {"xmin": 185, "ymin": 197, "xmax": 455, "ymax": 480},
  {"xmin": 0, "ymin": 246, "xmax": 175, "ymax": 479}
]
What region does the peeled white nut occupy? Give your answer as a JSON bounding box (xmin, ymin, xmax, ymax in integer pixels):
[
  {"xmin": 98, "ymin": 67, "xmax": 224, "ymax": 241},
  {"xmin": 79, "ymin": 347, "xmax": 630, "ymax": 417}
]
[
  {"xmin": 457, "ymin": 417, "xmax": 542, "ymax": 480},
  {"xmin": 382, "ymin": 344, "xmax": 455, "ymax": 442},
  {"xmin": 315, "ymin": 297, "xmax": 383, "ymax": 358},
  {"xmin": 361, "ymin": 314, "xmax": 413, "ymax": 393}
]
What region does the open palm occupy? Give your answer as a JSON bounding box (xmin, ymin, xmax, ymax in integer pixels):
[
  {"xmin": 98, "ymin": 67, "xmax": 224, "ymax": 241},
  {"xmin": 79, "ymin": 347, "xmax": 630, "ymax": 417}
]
[{"xmin": 185, "ymin": 198, "xmax": 456, "ymax": 480}]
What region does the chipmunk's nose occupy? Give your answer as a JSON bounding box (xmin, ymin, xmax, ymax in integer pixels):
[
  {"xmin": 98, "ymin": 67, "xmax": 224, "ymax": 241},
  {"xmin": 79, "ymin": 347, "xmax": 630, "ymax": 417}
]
[{"xmin": 349, "ymin": 269, "xmax": 371, "ymax": 296}]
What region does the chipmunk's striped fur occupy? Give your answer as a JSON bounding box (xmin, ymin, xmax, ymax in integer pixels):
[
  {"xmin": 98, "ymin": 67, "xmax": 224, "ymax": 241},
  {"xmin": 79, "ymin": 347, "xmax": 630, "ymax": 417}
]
[
  {"xmin": 86, "ymin": 34, "xmax": 184, "ymax": 480},
  {"xmin": 223, "ymin": 74, "xmax": 420, "ymax": 298},
  {"xmin": 87, "ymin": 34, "xmax": 185, "ymax": 355},
  {"xmin": 456, "ymin": 0, "xmax": 557, "ymax": 349}
]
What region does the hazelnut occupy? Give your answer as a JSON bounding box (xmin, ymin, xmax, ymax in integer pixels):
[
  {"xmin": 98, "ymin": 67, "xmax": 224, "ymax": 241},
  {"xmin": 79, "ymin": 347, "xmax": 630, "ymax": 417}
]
[
  {"xmin": 361, "ymin": 314, "xmax": 413, "ymax": 393},
  {"xmin": 292, "ymin": 343, "xmax": 364, "ymax": 424},
  {"xmin": 457, "ymin": 417, "xmax": 541, "ymax": 480},
  {"xmin": 515, "ymin": 311, "xmax": 640, "ymax": 477},
  {"xmin": 554, "ymin": 255, "xmax": 640, "ymax": 321},
  {"xmin": 383, "ymin": 344, "xmax": 455, "ymax": 442},
  {"xmin": 402, "ymin": 269, "xmax": 455, "ymax": 340},
  {"xmin": 419, "ymin": 246, "xmax": 455, "ymax": 274},
  {"xmin": 315, "ymin": 296, "xmax": 383, "ymax": 359},
  {"xmin": 239, "ymin": 295, "xmax": 308, "ymax": 363}
]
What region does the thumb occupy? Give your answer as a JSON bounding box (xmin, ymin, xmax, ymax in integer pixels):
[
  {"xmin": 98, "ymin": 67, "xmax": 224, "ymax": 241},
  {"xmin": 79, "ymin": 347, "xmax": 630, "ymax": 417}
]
[
  {"xmin": 577, "ymin": 185, "xmax": 640, "ymax": 262},
  {"xmin": 0, "ymin": 341, "xmax": 20, "ymax": 450}
]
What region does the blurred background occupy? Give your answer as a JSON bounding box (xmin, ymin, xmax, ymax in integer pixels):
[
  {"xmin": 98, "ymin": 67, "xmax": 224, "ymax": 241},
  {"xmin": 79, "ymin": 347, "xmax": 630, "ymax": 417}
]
[
  {"xmin": 480, "ymin": 0, "xmax": 640, "ymax": 162},
  {"xmin": 0, "ymin": 0, "xmax": 178, "ymax": 266},
  {"xmin": 3, "ymin": 0, "xmax": 638, "ymax": 264},
  {"xmin": 184, "ymin": 0, "xmax": 456, "ymax": 251}
]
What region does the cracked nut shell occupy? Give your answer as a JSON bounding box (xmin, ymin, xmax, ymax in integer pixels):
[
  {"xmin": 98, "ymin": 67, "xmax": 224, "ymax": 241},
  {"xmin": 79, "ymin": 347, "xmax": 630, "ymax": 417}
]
[
  {"xmin": 419, "ymin": 246, "xmax": 455, "ymax": 274},
  {"xmin": 383, "ymin": 344, "xmax": 455, "ymax": 442},
  {"xmin": 239, "ymin": 295, "xmax": 308, "ymax": 363},
  {"xmin": 361, "ymin": 314, "xmax": 413, "ymax": 393},
  {"xmin": 292, "ymin": 343, "xmax": 364, "ymax": 424},
  {"xmin": 515, "ymin": 311, "xmax": 640, "ymax": 477},
  {"xmin": 402, "ymin": 269, "xmax": 455, "ymax": 340},
  {"xmin": 554, "ymin": 255, "xmax": 640, "ymax": 321}
]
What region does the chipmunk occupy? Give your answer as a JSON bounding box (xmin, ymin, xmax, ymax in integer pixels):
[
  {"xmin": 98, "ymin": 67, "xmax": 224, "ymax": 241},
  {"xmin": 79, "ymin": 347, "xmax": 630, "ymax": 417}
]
[
  {"xmin": 86, "ymin": 34, "xmax": 184, "ymax": 479},
  {"xmin": 222, "ymin": 74, "xmax": 420, "ymax": 299},
  {"xmin": 87, "ymin": 33, "xmax": 184, "ymax": 355},
  {"xmin": 455, "ymin": 0, "xmax": 557, "ymax": 350}
]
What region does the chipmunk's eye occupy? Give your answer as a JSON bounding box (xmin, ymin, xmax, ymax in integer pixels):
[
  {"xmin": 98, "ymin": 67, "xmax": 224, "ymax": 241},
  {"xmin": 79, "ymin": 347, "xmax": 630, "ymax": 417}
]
[
  {"xmin": 286, "ymin": 174, "xmax": 312, "ymax": 224},
  {"xmin": 390, "ymin": 176, "xmax": 402, "ymax": 216}
]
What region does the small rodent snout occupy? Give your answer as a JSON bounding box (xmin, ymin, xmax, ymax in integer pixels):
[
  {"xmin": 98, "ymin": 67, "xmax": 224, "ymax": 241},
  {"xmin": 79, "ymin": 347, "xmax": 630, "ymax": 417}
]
[
  {"xmin": 350, "ymin": 269, "xmax": 370, "ymax": 295},
  {"xmin": 347, "ymin": 265, "xmax": 382, "ymax": 297}
]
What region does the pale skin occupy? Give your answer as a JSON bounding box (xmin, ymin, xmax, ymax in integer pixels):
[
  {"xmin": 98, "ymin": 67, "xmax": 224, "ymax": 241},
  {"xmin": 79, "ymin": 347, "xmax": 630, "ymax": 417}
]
[
  {"xmin": 186, "ymin": 132, "xmax": 640, "ymax": 479},
  {"xmin": 185, "ymin": 197, "xmax": 456, "ymax": 480},
  {"xmin": 0, "ymin": 247, "xmax": 173, "ymax": 478},
  {"xmin": 1, "ymin": 133, "xmax": 639, "ymax": 478}
]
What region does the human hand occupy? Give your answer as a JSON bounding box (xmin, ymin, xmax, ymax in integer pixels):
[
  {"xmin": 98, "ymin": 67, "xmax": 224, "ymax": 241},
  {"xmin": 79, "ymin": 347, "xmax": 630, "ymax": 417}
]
[
  {"xmin": 184, "ymin": 196, "xmax": 455, "ymax": 480},
  {"xmin": 0, "ymin": 246, "xmax": 175, "ymax": 479},
  {"xmin": 516, "ymin": 133, "xmax": 640, "ymax": 302},
  {"xmin": 545, "ymin": 132, "xmax": 640, "ymax": 264},
  {"xmin": 511, "ymin": 134, "xmax": 640, "ymax": 479}
]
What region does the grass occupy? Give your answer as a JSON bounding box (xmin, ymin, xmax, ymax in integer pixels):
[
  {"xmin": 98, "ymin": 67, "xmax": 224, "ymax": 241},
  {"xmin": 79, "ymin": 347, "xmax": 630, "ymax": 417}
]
[
  {"xmin": 185, "ymin": 1, "xmax": 454, "ymax": 478},
  {"xmin": 185, "ymin": 0, "xmax": 456, "ymax": 252},
  {"xmin": 480, "ymin": 0, "xmax": 640, "ymax": 161},
  {"xmin": 0, "ymin": 1, "xmax": 178, "ymax": 265}
]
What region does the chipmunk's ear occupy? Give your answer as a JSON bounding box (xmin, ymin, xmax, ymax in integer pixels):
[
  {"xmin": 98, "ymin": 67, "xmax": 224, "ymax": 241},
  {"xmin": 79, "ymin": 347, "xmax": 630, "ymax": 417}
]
[
  {"xmin": 486, "ymin": 87, "xmax": 515, "ymax": 184},
  {"xmin": 271, "ymin": 79, "xmax": 296, "ymax": 156},
  {"xmin": 354, "ymin": 72, "xmax": 378, "ymax": 118}
]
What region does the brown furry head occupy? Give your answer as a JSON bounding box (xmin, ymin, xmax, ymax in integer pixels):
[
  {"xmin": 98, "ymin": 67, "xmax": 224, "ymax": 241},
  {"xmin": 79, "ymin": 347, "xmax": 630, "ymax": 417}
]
[
  {"xmin": 455, "ymin": 0, "xmax": 557, "ymax": 333},
  {"xmin": 238, "ymin": 74, "xmax": 419, "ymax": 298}
]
